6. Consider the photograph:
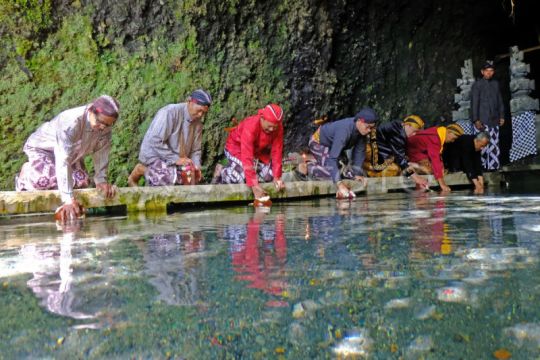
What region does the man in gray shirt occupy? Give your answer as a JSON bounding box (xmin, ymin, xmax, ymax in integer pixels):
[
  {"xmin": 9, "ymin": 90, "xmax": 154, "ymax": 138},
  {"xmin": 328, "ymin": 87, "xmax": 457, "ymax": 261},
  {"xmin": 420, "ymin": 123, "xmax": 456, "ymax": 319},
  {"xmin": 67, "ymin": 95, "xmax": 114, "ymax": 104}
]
[
  {"xmin": 129, "ymin": 89, "xmax": 212, "ymax": 186},
  {"xmin": 470, "ymin": 61, "xmax": 505, "ymax": 170}
]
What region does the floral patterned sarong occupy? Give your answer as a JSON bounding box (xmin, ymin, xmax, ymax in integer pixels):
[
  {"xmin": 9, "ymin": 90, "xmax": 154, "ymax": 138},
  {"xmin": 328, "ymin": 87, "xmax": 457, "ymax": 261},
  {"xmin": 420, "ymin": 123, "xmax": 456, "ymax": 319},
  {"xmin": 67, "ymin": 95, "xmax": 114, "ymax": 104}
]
[{"xmin": 16, "ymin": 147, "xmax": 90, "ymax": 191}]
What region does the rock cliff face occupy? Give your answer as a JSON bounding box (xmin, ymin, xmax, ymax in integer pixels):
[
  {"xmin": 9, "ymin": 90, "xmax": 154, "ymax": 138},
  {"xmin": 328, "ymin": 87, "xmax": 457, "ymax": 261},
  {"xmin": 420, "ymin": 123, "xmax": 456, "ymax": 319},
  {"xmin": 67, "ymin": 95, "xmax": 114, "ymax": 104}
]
[{"xmin": 0, "ymin": 0, "xmax": 533, "ymax": 188}]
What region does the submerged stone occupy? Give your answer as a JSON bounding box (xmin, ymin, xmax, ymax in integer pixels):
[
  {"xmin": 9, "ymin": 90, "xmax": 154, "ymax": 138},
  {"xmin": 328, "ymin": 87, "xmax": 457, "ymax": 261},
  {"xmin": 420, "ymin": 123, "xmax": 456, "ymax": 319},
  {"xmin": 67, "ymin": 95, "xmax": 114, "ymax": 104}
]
[
  {"xmin": 405, "ymin": 335, "xmax": 434, "ymax": 359},
  {"xmin": 292, "ymin": 300, "xmax": 320, "ymax": 319},
  {"xmin": 415, "ymin": 305, "xmax": 437, "ymax": 320},
  {"xmin": 384, "ymin": 297, "xmax": 412, "ymax": 310},
  {"xmin": 504, "ymin": 323, "xmax": 540, "ymax": 346},
  {"xmin": 332, "ymin": 328, "xmax": 373, "ymax": 358},
  {"xmin": 436, "ymin": 286, "xmax": 468, "ymax": 303},
  {"xmin": 288, "ymin": 322, "xmax": 306, "ymax": 345}
]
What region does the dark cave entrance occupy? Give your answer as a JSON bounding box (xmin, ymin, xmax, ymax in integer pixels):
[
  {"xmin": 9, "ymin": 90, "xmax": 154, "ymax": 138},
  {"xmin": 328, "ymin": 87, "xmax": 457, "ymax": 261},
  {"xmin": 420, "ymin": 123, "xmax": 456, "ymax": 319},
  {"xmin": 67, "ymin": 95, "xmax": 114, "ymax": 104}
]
[{"xmin": 475, "ymin": 0, "xmax": 540, "ymax": 165}]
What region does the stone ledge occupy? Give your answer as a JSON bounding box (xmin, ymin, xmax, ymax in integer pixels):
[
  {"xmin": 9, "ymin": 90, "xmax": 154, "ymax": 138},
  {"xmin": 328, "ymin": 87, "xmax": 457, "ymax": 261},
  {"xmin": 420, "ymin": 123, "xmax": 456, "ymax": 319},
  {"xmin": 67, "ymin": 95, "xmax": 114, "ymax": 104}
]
[{"xmin": 0, "ymin": 172, "xmax": 501, "ymax": 216}]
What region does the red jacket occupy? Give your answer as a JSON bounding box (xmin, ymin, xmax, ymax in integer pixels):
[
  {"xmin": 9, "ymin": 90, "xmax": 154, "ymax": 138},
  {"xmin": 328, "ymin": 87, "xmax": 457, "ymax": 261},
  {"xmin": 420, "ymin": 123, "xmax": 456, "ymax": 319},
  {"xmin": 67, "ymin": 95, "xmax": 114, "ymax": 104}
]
[
  {"xmin": 406, "ymin": 127, "xmax": 445, "ymax": 179},
  {"xmin": 225, "ymin": 115, "xmax": 283, "ymax": 187}
]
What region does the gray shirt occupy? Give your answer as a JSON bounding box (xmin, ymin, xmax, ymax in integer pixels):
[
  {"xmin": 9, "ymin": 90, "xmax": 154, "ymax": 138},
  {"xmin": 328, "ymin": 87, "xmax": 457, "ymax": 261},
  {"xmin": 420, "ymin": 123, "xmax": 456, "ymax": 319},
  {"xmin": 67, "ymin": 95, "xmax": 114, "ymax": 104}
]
[
  {"xmin": 138, "ymin": 103, "xmax": 202, "ymax": 167},
  {"xmin": 24, "ymin": 105, "xmax": 112, "ymax": 202}
]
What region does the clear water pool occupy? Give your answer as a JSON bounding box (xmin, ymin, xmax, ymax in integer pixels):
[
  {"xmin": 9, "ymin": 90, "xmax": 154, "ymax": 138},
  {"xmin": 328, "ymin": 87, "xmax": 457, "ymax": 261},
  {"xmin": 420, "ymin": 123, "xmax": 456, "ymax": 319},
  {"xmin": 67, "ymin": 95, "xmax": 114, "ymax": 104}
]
[{"xmin": 1, "ymin": 191, "xmax": 539, "ymax": 358}]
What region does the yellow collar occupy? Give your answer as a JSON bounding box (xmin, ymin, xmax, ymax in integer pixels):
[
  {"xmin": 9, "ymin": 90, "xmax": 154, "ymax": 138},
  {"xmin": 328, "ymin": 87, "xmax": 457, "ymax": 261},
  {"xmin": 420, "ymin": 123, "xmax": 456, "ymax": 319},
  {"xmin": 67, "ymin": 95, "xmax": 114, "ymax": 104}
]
[{"xmin": 436, "ymin": 127, "xmax": 447, "ymax": 153}]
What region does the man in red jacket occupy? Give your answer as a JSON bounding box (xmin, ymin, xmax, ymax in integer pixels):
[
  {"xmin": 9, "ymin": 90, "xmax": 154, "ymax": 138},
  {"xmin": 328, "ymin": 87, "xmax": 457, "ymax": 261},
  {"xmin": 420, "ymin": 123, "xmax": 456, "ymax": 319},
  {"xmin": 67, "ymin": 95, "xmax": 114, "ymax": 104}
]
[
  {"xmin": 406, "ymin": 123, "xmax": 464, "ymax": 192},
  {"xmin": 218, "ymin": 104, "xmax": 285, "ymax": 199}
]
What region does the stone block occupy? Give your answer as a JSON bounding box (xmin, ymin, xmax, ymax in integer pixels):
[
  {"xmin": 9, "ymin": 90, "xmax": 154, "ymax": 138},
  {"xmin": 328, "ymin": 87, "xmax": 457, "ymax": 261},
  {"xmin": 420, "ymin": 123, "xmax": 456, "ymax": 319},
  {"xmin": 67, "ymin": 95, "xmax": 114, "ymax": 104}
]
[
  {"xmin": 510, "ymin": 62, "xmax": 530, "ymax": 77},
  {"xmin": 452, "ymin": 109, "xmax": 470, "ymax": 122},
  {"xmin": 510, "ymin": 97, "xmax": 539, "ymax": 114},
  {"xmin": 510, "ymin": 78, "xmax": 535, "ymax": 93}
]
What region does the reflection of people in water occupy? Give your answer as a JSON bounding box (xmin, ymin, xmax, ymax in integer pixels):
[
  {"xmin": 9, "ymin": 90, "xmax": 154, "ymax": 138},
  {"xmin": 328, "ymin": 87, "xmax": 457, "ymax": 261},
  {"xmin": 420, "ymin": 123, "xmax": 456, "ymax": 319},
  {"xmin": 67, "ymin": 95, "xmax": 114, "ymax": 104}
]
[
  {"xmin": 477, "ymin": 203, "xmax": 503, "ymax": 246},
  {"xmin": 139, "ymin": 231, "xmax": 205, "ymax": 306},
  {"xmin": 409, "ymin": 194, "xmax": 453, "ymax": 257},
  {"xmin": 304, "ymin": 204, "xmax": 371, "ymax": 269},
  {"xmin": 25, "ymin": 220, "xmax": 95, "ymax": 320},
  {"xmin": 228, "ymin": 210, "xmax": 287, "ymax": 297}
]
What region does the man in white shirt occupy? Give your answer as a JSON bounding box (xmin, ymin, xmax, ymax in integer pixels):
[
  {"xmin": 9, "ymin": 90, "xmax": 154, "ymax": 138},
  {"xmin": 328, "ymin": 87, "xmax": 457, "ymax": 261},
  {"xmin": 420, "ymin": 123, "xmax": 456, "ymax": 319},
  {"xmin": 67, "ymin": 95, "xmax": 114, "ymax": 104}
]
[{"xmin": 16, "ymin": 95, "xmax": 120, "ymax": 221}]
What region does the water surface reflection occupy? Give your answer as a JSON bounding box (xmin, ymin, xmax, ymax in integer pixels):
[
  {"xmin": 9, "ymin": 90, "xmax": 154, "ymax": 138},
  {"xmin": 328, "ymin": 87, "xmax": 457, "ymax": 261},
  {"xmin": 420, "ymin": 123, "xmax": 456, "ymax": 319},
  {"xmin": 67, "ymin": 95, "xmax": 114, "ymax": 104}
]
[{"xmin": 0, "ymin": 192, "xmax": 539, "ymax": 358}]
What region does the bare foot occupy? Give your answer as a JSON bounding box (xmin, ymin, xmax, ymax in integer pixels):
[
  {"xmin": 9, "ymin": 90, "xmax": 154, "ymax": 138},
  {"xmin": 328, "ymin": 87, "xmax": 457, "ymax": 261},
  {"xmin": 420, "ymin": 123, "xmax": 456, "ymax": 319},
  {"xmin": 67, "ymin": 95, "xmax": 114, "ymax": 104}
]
[
  {"xmin": 127, "ymin": 176, "xmax": 138, "ymax": 187},
  {"xmin": 211, "ymin": 164, "xmax": 223, "ymax": 184},
  {"xmin": 127, "ymin": 163, "xmax": 146, "ymax": 187},
  {"xmin": 297, "ymin": 162, "xmax": 308, "ymax": 175}
]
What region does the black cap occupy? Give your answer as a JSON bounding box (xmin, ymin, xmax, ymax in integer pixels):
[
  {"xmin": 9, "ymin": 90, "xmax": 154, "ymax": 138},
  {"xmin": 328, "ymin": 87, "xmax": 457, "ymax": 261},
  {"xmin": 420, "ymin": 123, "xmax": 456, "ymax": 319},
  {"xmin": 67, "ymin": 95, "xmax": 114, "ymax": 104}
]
[
  {"xmin": 482, "ymin": 61, "xmax": 494, "ymax": 70},
  {"xmin": 354, "ymin": 107, "xmax": 378, "ymax": 123}
]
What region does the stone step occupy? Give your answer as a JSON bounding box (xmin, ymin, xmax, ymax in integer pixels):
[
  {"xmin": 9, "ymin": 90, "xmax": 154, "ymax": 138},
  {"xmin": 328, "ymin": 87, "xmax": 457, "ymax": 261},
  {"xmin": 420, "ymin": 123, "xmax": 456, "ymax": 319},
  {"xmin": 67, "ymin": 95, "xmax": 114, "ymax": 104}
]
[{"xmin": 0, "ymin": 172, "xmax": 504, "ymax": 217}]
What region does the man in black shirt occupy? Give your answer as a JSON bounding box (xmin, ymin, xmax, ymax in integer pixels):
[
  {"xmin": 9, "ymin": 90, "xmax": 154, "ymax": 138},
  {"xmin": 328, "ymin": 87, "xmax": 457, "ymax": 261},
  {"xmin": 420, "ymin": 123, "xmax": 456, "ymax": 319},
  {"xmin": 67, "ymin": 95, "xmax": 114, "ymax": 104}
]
[
  {"xmin": 443, "ymin": 132, "xmax": 490, "ymax": 194},
  {"xmin": 366, "ymin": 115, "xmax": 428, "ymax": 189}
]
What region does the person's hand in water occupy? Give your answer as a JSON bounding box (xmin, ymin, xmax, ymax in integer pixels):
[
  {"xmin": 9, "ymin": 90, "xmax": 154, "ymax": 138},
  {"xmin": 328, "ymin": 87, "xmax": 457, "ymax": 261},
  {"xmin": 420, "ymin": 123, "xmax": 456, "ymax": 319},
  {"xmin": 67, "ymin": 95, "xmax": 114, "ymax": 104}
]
[
  {"xmin": 411, "ymin": 174, "xmax": 430, "ymax": 191},
  {"xmin": 439, "ymin": 184, "xmax": 451, "ymax": 193},
  {"xmin": 55, "ymin": 199, "xmax": 85, "ymax": 223},
  {"xmin": 252, "ymin": 185, "xmax": 267, "ymax": 199},
  {"xmin": 336, "ymin": 181, "xmax": 356, "ymax": 199},
  {"xmin": 473, "ymin": 178, "xmax": 484, "ymax": 194}
]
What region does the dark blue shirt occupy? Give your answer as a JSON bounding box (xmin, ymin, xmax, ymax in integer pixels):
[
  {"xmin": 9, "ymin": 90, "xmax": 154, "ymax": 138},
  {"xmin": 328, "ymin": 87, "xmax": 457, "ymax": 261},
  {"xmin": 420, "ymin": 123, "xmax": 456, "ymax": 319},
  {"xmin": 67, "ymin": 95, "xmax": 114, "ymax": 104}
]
[
  {"xmin": 471, "ymin": 78, "xmax": 505, "ymax": 127},
  {"xmin": 319, "ymin": 117, "xmax": 367, "ymax": 182}
]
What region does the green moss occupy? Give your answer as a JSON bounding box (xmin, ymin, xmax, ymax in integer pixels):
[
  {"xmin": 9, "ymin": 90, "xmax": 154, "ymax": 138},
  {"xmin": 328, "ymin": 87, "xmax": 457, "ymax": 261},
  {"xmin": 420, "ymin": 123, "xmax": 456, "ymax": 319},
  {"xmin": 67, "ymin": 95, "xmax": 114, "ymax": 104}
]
[
  {"xmin": 143, "ymin": 199, "xmax": 168, "ymax": 213},
  {"xmin": 15, "ymin": 202, "xmax": 27, "ymax": 215},
  {"xmin": 0, "ymin": 0, "xmax": 53, "ymax": 58},
  {"xmin": 221, "ymin": 193, "xmax": 253, "ymax": 202},
  {"xmin": 0, "ymin": 6, "xmax": 289, "ymax": 190},
  {"xmin": 0, "ymin": 279, "xmax": 65, "ymax": 356}
]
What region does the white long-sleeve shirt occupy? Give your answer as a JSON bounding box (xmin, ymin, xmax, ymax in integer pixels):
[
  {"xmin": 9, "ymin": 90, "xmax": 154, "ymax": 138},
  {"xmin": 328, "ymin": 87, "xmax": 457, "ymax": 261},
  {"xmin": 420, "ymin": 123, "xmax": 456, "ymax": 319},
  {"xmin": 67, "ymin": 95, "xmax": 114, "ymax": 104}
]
[{"xmin": 23, "ymin": 105, "xmax": 112, "ymax": 202}]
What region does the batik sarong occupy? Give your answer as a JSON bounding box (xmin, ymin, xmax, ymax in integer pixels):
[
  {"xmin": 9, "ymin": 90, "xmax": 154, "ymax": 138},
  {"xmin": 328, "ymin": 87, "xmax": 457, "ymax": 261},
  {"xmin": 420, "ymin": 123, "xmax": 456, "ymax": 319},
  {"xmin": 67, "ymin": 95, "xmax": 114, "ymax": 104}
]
[
  {"xmin": 219, "ymin": 150, "xmax": 273, "ymax": 184},
  {"xmin": 456, "ymin": 120, "xmax": 475, "ymax": 135},
  {"xmin": 16, "ymin": 148, "xmax": 89, "ymax": 191},
  {"xmin": 510, "ymin": 110, "xmax": 537, "ymax": 162},
  {"xmin": 306, "ymin": 138, "xmax": 332, "ymax": 180},
  {"xmin": 474, "ymin": 125, "xmax": 500, "ymax": 170},
  {"xmin": 144, "ymin": 159, "xmax": 194, "ymax": 186},
  {"xmin": 412, "ymin": 159, "xmax": 433, "ymax": 175}
]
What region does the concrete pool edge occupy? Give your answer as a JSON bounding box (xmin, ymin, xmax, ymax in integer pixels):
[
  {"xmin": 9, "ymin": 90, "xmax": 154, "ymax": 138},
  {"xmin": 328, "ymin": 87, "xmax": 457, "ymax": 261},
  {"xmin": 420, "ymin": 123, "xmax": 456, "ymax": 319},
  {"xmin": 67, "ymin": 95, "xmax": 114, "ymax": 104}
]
[{"xmin": 0, "ymin": 169, "xmax": 513, "ymax": 217}]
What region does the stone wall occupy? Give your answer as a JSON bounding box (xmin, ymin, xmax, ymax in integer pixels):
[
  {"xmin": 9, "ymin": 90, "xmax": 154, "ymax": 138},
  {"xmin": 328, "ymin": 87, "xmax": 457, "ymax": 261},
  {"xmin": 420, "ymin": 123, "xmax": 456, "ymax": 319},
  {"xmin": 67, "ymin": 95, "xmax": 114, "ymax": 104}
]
[{"xmin": 0, "ymin": 0, "xmax": 521, "ymax": 189}]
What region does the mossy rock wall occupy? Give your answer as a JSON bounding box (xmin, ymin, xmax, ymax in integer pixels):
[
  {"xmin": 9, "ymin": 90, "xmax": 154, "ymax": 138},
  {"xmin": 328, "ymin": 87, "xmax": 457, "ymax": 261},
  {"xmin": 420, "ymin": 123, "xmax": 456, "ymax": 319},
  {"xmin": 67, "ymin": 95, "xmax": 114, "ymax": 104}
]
[{"xmin": 0, "ymin": 0, "xmax": 515, "ymax": 189}]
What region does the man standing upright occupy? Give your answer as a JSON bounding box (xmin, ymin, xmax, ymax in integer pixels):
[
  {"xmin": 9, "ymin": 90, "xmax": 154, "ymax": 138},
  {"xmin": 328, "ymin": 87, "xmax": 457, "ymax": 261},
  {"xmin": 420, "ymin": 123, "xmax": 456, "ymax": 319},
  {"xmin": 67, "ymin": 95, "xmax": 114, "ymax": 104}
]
[
  {"xmin": 129, "ymin": 89, "xmax": 212, "ymax": 186},
  {"xmin": 470, "ymin": 61, "xmax": 505, "ymax": 170}
]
